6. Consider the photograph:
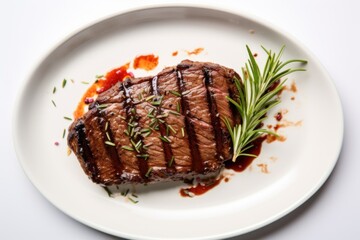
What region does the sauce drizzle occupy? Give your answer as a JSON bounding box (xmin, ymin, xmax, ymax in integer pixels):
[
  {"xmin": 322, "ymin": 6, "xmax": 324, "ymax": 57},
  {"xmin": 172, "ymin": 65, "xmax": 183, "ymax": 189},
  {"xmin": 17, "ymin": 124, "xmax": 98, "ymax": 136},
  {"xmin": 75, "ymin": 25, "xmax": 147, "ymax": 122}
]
[
  {"xmin": 225, "ymin": 136, "xmax": 266, "ymax": 172},
  {"xmin": 73, "ymin": 64, "xmax": 132, "ymax": 119},
  {"xmin": 133, "ymin": 54, "xmax": 159, "ymax": 71}
]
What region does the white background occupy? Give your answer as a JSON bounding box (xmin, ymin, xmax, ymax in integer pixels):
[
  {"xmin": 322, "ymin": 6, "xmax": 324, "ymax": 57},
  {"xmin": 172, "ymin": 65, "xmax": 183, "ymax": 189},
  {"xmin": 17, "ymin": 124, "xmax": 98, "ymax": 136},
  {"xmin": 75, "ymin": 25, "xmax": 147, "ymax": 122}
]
[{"xmin": 1, "ymin": 0, "xmax": 359, "ymax": 239}]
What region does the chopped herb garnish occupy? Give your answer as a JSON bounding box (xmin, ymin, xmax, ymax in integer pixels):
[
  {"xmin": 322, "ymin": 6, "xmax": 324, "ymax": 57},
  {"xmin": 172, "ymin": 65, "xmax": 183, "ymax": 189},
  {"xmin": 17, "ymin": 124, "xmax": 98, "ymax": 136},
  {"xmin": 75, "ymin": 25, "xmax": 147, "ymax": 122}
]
[
  {"xmin": 176, "ymin": 102, "xmax": 181, "ymax": 113},
  {"xmin": 137, "ymin": 154, "xmax": 149, "ymax": 159},
  {"xmin": 169, "ymin": 90, "xmax": 181, "ymax": 97},
  {"xmin": 97, "ymin": 104, "xmax": 109, "ymax": 110},
  {"xmin": 81, "ymin": 81, "xmax": 89, "ymax": 84},
  {"xmin": 156, "ymin": 112, "xmax": 169, "ymax": 119},
  {"xmin": 62, "ymin": 129, "xmax": 66, "ymax": 138},
  {"xmin": 124, "ymin": 129, "xmax": 129, "ymax": 136},
  {"xmin": 64, "ymin": 116, "xmax": 72, "ymax": 121},
  {"xmin": 106, "ymin": 132, "xmax": 111, "ymax": 141},
  {"xmin": 169, "ymin": 110, "xmax": 180, "ymax": 116},
  {"xmin": 105, "ymin": 122, "xmax": 109, "ymax": 131},
  {"xmin": 96, "ymin": 74, "xmax": 104, "ymax": 79},
  {"xmin": 51, "ymin": 100, "xmax": 56, "ymax": 107},
  {"xmin": 119, "ymin": 115, "xmax": 126, "ymax": 120},
  {"xmin": 145, "ymin": 95, "xmax": 155, "ymax": 102},
  {"xmin": 140, "ymin": 128, "xmax": 151, "ymax": 133},
  {"xmin": 138, "ymin": 93, "xmax": 143, "ymax": 101},
  {"xmin": 105, "ymin": 141, "xmax": 115, "ymax": 146},
  {"xmin": 159, "ymin": 136, "xmax": 171, "ymax": 143},
  {"xmin": 121, "ymin": 145, "xmax": 134, "ymax": 151},
  {"xmin": 167, "ymin": 124, "xmax": 176, "ymax": 134},
  {"xmin": 53, "ymin": 87, "xmax": 56, "ymax": 94},
  {"xmin": 143, "ymin": 131, "xmax": 152, "ymax": 138},
  {"xmin": 121, "ymin": 188, "xmax": 129, "ymax": 196},
  {"xmin": 131, "ymin": 108, "xmax": 136, "ymax": 114},
  {"xmin": 145, "ymin": 167, "xmax": 153, "ymax": 177},
  {"xmin": 182, "ymin": 90, "xmax": 190, "ymax": 95},
  {"xmin": 128, "ymin": 196, "xmax": 139, "ymax": 204},
  {"xmin": 103, "ymin": 186, "xmax": 113, "ymax": 197},
  {"xmin": 158, "ymin": 119, "xmax": 165, "ymax": 124},
  {"xmin": 168, "ymin": 156, "xmax": 175, "ymax": 167},
  {"xmin": 128, "ymin": 122, "xmax": 135, "ymax": 127},
  {"xmin": 62, "ymin": 79, "xmax": 67, "ymax": 88},
  {"xmin": 181, "ymin": 127, "xmax": 185, "ymax": 137},
  {"xmin": 131, "ymin": 193, "xmax": 138, "ymax": 198},
  {"xmin": 148, "ymin": 108, "xmax": 155, "ymax": 115}
]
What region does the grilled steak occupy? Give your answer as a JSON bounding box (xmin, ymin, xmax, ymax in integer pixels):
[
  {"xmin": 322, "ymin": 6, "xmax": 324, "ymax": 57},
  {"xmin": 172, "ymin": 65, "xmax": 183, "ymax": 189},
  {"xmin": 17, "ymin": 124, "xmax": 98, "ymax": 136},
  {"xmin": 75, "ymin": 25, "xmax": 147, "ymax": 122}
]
[{"xmin": 68, "ymin": 60, "xmax": 239, "ymax": 185}]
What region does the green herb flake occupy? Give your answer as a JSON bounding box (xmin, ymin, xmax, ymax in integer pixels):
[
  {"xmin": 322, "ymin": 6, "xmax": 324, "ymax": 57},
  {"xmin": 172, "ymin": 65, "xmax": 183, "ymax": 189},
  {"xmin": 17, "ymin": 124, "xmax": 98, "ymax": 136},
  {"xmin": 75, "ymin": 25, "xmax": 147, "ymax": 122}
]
[
  {"xmin": 167, "ymin": 124, "xmax": 176, "ymax": 134},
  {"xmin": 105, "ymin": 122, "xmax": 109, "ymax": 131},
  {"xmin": 176, "ymin": 102, "xmax": 181, "ymax": 113},
  {"xmin": 121, "ymin": 188, "xmax": 129, "ymax": 196},
  {"xmin": 52, "ymin": 87, "xmax": 56, "ymax": 94},
  {"xmin": 169, "ymin": 90, "xmax": 181, "ymax": 97},
  {"xmin": 62, "ymin": 129, "xmax": 66, "ymax": 139},
  {"xmin": 106, "ymin": 132, "xmax": 111, "ymax": 141},
  {"xmin": 105, "ymin": 141, "xmax": 115, "ymax": 146},
  {"xmin": 169, "ymin": 110, "xmax": 180, "ymax": 116},
  {"xmin": 64, "ymin": 116, "xmax": 72, "ymax": 121},
  {"xmin": 119, "ymin": 115, "xmax": 126, "ymax": 120},
  {"xmin": 159, "ymin": 136, "xmax": 171, "ymax": 143},
  {"xmin": 96, "ymin": 74, "xmax": 104, "ymax": 79},
  {"xmin": 168, "ymin": 156, "xmax": 175, "ymax": 167},
  {"xmin": 97, "ymin": 104, "xmax": 109, "ymax": 110},
  {"xmin": 121, "ymin": 145, "xmax": 134, "ymax": 151},
  {"xmin": 145, "ymin": 167, "xmax": 153, "ymax": 178},
  {"xmin": 131, "ymin": 193, "xmax": 138, "ymax": 198},
  {"xmin": 128, "ymin": 196, "xmax": 139, "ymax": 204},
  {"xmin": 103, "ymin": 186, "xmax": 113, "ymax": 197},
  {"xmin": 81, "ymin": 81, "xmax": 89, "ymax": 84},
  {"xmin": 62, "ymin": 79, "xmax": 67, "ymax": 88},
  {"xmin": 145, "ymin": 95, "xmax": 155, "ymax": 102},
  {"xmin": 181, "ymin": 127, "xmax": 185, "ymax": 137},
  {"xmin": 136, "ymin": 154, "xmax": 149, "ymax": 159},
  {"xmin": 51, "ymin": 100, "xmax": 56, "ymax": 107}
]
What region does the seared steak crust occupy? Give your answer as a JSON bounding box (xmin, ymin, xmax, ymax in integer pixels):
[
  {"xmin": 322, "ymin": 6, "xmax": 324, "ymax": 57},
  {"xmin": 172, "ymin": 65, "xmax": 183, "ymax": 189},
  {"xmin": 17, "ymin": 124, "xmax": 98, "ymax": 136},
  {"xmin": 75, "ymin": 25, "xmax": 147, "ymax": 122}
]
[{"xmin": 67, "ymin": 60, "xmax": 239, "ymax": 185}]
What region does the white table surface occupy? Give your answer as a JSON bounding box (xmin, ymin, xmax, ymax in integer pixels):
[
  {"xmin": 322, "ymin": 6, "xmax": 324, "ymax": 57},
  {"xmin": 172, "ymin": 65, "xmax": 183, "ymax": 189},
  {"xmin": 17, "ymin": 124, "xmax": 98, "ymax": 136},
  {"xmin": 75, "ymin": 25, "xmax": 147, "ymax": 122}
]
[{"xmin": 1, "ymin": 0, "xmax": 359, "ymax": 239}]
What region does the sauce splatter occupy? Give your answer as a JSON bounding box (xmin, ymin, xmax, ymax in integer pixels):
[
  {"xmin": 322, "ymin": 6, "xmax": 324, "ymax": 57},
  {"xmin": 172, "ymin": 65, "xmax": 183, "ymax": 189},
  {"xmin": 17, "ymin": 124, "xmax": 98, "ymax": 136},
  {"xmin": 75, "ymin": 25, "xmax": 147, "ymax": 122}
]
[
  {"xmin": 186, "ymin": 47, "xmax": 204, "ymax": 56},
  {"xmin": 172, "ymin": 51, "xmax": 178, "ymax": 56},
  {"xmin": 225, "ymin": 136, "xmax": 266, "ymax": 172},
  {"xmin": 275, "ymin": 112, "xmax": 283, "ymax": 121},
  {"xmin": 73, "ymin": 63, "xmax": 132, "ymax": 119},
  {"xmin": 266, "ymin": 134, "xmax": 287, "ymax": 143},
  {"xmin": 274, "ymin": 120, "xmax": 302, "ymax": 131},
  {"xmin": 180, "ymin": 175, "xmax": 224, "ymax": 197},
  {"xmin": 133, "ymin": 54, "xmax": 159, "ymax": 71},
  {"xmin": 257, "ymin": 163, "xmax": 269, "ymax": 173}
]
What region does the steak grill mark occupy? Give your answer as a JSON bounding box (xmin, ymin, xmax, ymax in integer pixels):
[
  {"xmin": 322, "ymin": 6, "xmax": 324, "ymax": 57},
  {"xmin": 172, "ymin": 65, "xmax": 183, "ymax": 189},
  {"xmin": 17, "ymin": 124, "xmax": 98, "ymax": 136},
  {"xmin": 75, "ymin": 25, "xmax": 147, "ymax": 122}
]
[
  {"xmin": 150, "ymin": 76, "xmax": 176, "ymax": 173},
  {"xmin": 176, "ymin": 65, "xmax": 204, "ymax": 173},
  {"xmin": 203, "ymin": 68, "xmax": 223, "ymax": 162},
  {"xmin": 122, "ymin": 80, "xmax": 149, "ymax": 180}
]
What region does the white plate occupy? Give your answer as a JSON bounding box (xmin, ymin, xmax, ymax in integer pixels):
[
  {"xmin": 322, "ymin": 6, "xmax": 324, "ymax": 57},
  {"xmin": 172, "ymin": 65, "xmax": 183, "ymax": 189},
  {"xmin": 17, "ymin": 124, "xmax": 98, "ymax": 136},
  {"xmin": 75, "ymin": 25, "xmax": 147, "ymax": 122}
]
[{"xmin": 13, "ymin": 4, "xmax": 343, "ymax": 240}]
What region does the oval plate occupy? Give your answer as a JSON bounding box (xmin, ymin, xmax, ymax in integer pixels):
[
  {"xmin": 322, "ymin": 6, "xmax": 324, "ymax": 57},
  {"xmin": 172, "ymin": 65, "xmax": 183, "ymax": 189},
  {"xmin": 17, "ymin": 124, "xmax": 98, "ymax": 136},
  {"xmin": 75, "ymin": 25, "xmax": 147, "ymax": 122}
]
[{"xmin": 13, "ymin": 5, "xmax": 343, "ymax": 240}]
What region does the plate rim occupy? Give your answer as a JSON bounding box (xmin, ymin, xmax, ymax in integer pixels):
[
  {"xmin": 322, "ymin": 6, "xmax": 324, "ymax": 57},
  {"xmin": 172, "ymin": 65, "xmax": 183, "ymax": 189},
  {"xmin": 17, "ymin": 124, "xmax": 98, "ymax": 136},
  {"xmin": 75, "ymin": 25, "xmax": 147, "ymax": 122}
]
[{"xmin": 12, "ymin": 3, "xmax": 344, "ymax": 240}]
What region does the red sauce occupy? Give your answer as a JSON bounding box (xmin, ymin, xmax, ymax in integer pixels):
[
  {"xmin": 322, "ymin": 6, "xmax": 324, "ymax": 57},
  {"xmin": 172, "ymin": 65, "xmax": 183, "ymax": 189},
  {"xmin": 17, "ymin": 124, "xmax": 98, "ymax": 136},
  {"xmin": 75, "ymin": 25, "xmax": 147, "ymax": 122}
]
[
  {"xmin": 180, "ymin": 176, "xmax": 224, "ymax": 197},
  {"xmin": 172, "ymin": 51, "xmax": 178, "ymax": 56},
  {"xmin": 253, "ymin": 53, "xmax": 258, "ymax": 57},
  {"xmin": 225, "ymin": 136, "xmax": 266, "ymax": 172},
  {"xmin": 73, "ymin": 63, "xmax": 132, "ymax": 119},
  {"xmin": 133, "ymin": 54, "xmax": 159, "ymax": 71},
  {"xmin": 275, "ymin": 112, "xmax": 283, "ymax": 121},
  {"xmin": 186, "ymin": 47, "xmax": 204, "ymax": 55},
  {"xmin": 257, "ymin": 163, "xmax": 269, "ymax": 173}
]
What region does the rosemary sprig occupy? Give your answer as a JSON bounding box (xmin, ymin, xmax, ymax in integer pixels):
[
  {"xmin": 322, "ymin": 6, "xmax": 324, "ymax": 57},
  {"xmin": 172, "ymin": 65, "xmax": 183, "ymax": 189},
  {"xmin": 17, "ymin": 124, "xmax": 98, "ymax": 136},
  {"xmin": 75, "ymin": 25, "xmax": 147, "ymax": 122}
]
[{"xmin": 224, "ymin": 45, "xmax": 307, "ymax": 162}]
